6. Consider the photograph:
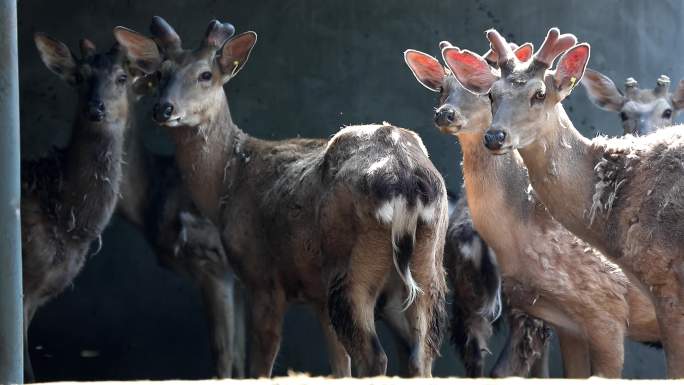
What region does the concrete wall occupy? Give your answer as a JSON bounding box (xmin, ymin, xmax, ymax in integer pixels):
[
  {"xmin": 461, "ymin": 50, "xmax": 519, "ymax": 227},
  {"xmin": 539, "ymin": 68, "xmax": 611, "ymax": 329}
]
[{"xmin": 17, "ymin": 0, "xmax": 676, "ymax": 380}]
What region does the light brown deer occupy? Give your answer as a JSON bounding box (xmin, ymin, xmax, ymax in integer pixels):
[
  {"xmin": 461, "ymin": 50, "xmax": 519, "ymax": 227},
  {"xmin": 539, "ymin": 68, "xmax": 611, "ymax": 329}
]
[
  {"xmin": 114, "ymin": 20, "xmax": 245, "ymax": 378},
  {"xmin": 114, "ymin": 17, "xmax": 448, "ymax": 377},
  {"xmin": 444, "ymin": 26, "xmax": 684, "ymax": 378},
  {"xmin": 406, "ymin": 43, "xmax": 661, "ymax": 377},
  {"xmin": 26, "ymin": 34, "xmax": 143, "ymax": 382},
  {"xmin": 582, "ymin": 70, "xmax": 684, "ymax": 136}
]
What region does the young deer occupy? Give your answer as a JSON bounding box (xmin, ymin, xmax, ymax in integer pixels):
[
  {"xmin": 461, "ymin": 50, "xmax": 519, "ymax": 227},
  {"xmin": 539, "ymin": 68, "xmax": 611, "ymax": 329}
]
[
  {"xmin": 444, "ymin": 27, "xmax": 684, "ymax": 378},
  {"xmin": 114, "ymin": 17, "xmax": 448, "ymax": 377},
  {"xmin": 26, "ymin": 35, "xmax": 142, "ymax": 381},
  {"xmin": 582, "ymin": 69, "xmax": 684, "ymax": 136},
  {"xmin": 114, "ymin": 21, "xmax": 245, "ymax": 378},
  {"xmin": 406, "ymin": 43, "xmax": 661, "ymax": 377}
]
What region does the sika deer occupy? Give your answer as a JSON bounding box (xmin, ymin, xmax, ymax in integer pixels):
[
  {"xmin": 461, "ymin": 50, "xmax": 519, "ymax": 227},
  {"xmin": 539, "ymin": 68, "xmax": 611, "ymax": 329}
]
[
  {"xmin": 406, "ymin": 43, "xmax": 661, "ymax": 377},
  {"xmin": 582, "ymin": 70, "xmax": 684, "ymax": 136},
  {"xmin": 114, "ymin": 21, "xmax": 245, "ymax": 378},
  {"xmin": 25, "ymin": 35, "xmax": 141, "ymax": 381},
  {"xmin": 114, "ymin": 17, "xmax": 448, "ymax": 377},
  {"xmin": 445, "ymin": 27, "xmax": 684, "ymax": 378}
]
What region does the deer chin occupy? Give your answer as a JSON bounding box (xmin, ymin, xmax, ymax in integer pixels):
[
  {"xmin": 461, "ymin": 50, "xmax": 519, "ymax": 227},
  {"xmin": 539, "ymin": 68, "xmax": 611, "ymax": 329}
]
[
  {"xmin": 488, "ymin": 146, "xmax": 513, "ymax": 156},
  {"xmin": 160, "ymin": 114, "xmax": 185, "ymax": 127}
]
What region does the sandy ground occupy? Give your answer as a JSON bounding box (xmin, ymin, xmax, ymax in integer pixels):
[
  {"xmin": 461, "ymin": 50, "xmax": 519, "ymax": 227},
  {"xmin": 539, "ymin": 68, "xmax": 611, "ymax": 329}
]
[{"xmin": 37, "ymin": 374, "xmax": 683, "ymax": 384}]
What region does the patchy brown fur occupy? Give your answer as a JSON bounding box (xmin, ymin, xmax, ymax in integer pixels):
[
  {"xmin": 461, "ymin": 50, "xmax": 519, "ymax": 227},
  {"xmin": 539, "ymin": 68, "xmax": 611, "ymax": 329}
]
[
  {"xmin": 405, "ymin": 47, "xmax": 661, "ymax": 378},
  {"xmin": 454, "ymin": 28, "xmax": 679, "ymax": 377},
  {"xmin": 115, "ymin": 19, "xmax": 448, "ymax": 378},
  {"xmin": 491, "ymin": 308, "xmax": 552, "ymax": 378}
]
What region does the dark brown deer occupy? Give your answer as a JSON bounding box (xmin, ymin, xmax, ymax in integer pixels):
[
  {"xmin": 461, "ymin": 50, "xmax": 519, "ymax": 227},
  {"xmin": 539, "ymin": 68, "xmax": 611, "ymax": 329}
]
[
  {"xmin": 25, "ymin": 34, "xmax": 142, "ymax": 381},
  {"xmin": 407, "ymin": 43, "xmax": 661, "ymax": 377},
  {"xmin": 445, "ymin": 26, "xmax": 684, "ymax": 378},
  {"xmin": 114, "ymin": 21, "xmax": 245, "ymax": 378},
  {"xmin": 582, "ymin": 70, "xmax": 684, "ymax": 136},
  {"xmin": 114, "ymin": 17, "xmax": 448, "ymax": 377}
]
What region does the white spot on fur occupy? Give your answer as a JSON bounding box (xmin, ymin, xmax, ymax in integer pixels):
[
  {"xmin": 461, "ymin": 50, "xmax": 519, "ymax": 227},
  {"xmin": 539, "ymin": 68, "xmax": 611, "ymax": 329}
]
[
  {"xmin": 376, "ymin": 201, "xmax": 394, "ymax": 224},
  {"xmin": 418, "ymin": 201, "xmax": 437, "ymax": 223},
  {"xmin": 459, "ymin": 238, "xmax": 483, "ymax": 269},
  {"xmin": 367, "ymin": 156, "xmax": 390, "ymax": 175}
]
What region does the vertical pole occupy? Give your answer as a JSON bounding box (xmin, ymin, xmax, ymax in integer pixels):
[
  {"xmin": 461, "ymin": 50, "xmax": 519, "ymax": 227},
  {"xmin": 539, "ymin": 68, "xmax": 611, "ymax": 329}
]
[{"xmin": 0, "ymin": 0, "xmax": 24, "ymax": 383}]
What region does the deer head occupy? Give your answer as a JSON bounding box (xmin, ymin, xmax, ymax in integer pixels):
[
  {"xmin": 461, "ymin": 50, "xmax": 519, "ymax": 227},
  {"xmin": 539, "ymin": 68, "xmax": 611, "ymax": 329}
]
[
  {"xmin": 405, "ymin": 41, "xmax": 532, "ymax": 136},
  {"xmin": 582, "ymin": 69, "xmax": 684, "ymax": 135},
  {"xmin": 34, "ymin": 33, "xmax": 150, "ymax": 126},
  {"xmin": 114, "ymin": 16, "xmax": 255, "ymax": 128},
  {"xmin": 442, "ymin": 28, "xmax": 589, "ymax": 154}
]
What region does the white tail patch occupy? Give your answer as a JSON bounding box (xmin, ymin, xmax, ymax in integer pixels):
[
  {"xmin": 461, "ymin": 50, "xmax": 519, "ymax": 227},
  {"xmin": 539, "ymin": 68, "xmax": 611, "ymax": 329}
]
[{"xmin": 376, "ymin": 196, "xmax": 435, "ymax": 311}]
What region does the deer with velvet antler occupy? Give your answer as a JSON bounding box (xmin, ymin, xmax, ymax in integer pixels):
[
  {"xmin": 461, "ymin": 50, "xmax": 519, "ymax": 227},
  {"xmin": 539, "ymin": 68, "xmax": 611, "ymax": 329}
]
[{"xmin": 442, "ymin": 27, "xmax": 684, "ymax": 378}]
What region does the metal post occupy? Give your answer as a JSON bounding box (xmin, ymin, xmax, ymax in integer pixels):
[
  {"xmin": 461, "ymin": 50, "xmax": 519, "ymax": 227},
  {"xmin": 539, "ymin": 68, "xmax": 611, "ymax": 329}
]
[{"xmin": 0, "ymin": 0, "xmax": 24, "ymax": 383}]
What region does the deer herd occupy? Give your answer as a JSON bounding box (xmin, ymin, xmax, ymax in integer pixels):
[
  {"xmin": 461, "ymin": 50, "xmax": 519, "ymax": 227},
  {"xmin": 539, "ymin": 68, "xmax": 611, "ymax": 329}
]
[{"xmin": 21, "ymin": 15, "xmax": 684, "ymax": 381}]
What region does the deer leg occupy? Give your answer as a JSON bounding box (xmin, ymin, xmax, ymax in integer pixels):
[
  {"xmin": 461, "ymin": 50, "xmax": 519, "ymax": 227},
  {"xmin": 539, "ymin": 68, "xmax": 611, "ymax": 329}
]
[
  {"xmin": 653, "ymin": 292, "xmax": 684, "ymax": 378},
  {"xmin": 231, "ymin": 282, "xmax": 247, "ymax": 378},
  {"xmin": 24, "ymin": 304, "xmax": 37, "ymax": 383},
  {"xmin": 248, "ymin": 287, "xmax": 287, "ymax": 378},
  {"xmin": 380, "ymin": 293, "xmax": 414, "ymax": 377},
  {"xmin": 197, "ymin": 271, "xmax": 236, "ymax": 378},
  {"xmin": 316, "ymin": 305, "xmax": 351, "ymax": 377},
  {"xmin": 492, "ymin": 311, "xmax": 551, "ymax": 378},
  {"xmin": 529, "ymin": 342, "xmax": 551, "ymax": 378},
  {"xmin": 585, "ymin": 319, "xmax": 624, "ymax": 378},
  {"xmin": 556, "ymin": 328, "xmax": 590, "ymax": 378},
  {"xmin": 328, "ymin": 271, "xmax": 387, "ymax": 377}
]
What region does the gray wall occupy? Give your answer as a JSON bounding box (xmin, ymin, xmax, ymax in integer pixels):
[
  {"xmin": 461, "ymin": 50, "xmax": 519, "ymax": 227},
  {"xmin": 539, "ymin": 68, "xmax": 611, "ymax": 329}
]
[{"xmin": 17, "ymin": 0, "xmax": 676, "ymax": 380}]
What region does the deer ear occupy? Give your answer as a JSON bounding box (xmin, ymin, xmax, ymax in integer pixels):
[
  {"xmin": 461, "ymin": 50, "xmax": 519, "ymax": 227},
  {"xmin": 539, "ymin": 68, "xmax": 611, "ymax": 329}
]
[
  {"xmin": 671, "ymin": 79, "xmax": 684, "ymax": 110},
  {"xmin": 34, "ymin": 33, "xmax": 78, "ymax": 84},
  {"xmin": 441, "ymin": 47, "xmax": 497, "ymax": 94},
  {"xmin": 581, "ymin": 68, "xmax": 625, "ymax": 111},
  {"xmin": 514, "ymin": 43, "xmax": 533, "ymax": 62},
  {"xmin": 217, "ymin": 31, "xmax": 257, "ymax": 79},
  {"xmin": 404, "ymin": 50, "xmax": 445, "ymax": 92},
  {"xmin": 554, "ymin": 43, "xmax": 590, "ymax": 99},
  {"xmin": 113, "ymin": 26, "xmax": 162, "ymax": 75}
]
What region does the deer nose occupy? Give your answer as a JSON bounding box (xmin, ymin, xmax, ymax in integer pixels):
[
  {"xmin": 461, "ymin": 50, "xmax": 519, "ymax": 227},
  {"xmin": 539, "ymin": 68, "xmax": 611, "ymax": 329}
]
[
  {"xmin": 153, "ymin": 102, "xmax": 175, "ymax": 122},
  {"xmin": 434, "ymin": 107, "xmax": 456, "ymax": 127},
  {"xmin": 87, "ymin": 100, "xmax": 105, "ymax": 122},
  {"xmin": 483, "ymin": 129, "xmax": 506, "ymax": 151}
]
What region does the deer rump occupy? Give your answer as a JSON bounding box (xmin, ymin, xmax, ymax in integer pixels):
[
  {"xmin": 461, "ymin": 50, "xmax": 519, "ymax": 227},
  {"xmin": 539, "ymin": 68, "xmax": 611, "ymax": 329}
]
[
  {"xmin": 261, "ymin": 123, "xmax": 445, "ymax": 301},
  {"xmin": 321, "ymin": 125, "xmax": 444, "ymax": 295}
]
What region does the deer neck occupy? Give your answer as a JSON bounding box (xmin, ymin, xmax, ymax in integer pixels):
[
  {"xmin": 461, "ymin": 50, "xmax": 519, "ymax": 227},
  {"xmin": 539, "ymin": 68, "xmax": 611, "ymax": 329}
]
[
  {"xmin": 169, "ymin": 94, "xmax": 241, "ymax": 223},
  {"xmin": 516, "ymin": 104, "xmax": 604, "ymax": 246},
  {"xmin": 60, "ymin": 112, "xmax": 127, "ymax": 240},
  {"xmin": 458, "ymin": 130, "xmax": 533, "ymax": 275}
]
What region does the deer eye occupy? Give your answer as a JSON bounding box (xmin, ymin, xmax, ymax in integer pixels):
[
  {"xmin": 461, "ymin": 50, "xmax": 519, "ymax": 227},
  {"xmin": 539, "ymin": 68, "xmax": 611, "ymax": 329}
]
[
  {"xmin": 116, "ymin": 74, "xmax": 128, "ymax": 85},
  {"xmin": 620, "ymin": 112, "xmax": 629, "ymax": 121},
  {"xmin": 663, "ymin": 109, "xmax": 673, "ymax": 119},
  {"xmin": 533, "ymin": 90, "xmax": 546, "ymax": 102},
  {"xmin": 199, "ymin": 71, "xmax": 213, "ymax": 81}
]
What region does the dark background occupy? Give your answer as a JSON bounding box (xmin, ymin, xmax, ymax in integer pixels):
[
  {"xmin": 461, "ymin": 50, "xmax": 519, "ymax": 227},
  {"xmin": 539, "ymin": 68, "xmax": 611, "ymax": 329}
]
[{"xmin": 17, "ymin": 0, "xmax": 680, "ymax": 380}]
